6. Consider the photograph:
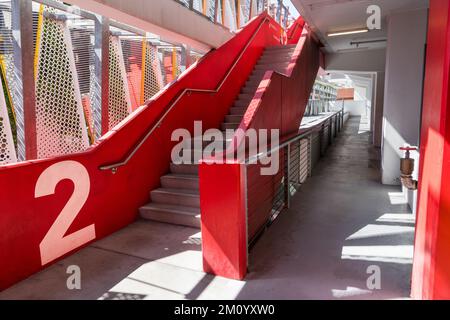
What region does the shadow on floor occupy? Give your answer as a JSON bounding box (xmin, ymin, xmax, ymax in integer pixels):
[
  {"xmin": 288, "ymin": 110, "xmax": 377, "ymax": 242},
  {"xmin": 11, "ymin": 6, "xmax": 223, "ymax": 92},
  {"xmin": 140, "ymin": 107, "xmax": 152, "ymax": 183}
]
[{"xmin": 0, "ymin": 116, "xmax": 414, "ymax": 300}]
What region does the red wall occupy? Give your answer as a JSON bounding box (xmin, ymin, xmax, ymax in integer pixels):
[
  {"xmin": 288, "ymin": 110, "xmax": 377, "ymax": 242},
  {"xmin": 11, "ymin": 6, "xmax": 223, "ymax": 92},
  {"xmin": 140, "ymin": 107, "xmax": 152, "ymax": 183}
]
[
  {"xmin": 0, "ymin": 13, "xmax": 280, "ymax": 290},
  {"xmin": 199, "ymin": 18, "xmax": 320, "ymax": 280},
  {"xmin": 412, "ymin": 0, "xmax": 450, "ymax": 300},
  {"xmin": 242, "ymin": 27, "xmax": 319, "ymax": 243}
]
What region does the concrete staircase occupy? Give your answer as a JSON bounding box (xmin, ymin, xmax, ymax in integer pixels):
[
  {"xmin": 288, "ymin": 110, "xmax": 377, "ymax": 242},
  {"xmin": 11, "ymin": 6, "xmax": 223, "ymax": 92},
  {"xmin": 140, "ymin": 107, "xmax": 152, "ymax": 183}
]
[{"xmin": 139, "ymin": 44, "xmax": 296, "ymax": 228}]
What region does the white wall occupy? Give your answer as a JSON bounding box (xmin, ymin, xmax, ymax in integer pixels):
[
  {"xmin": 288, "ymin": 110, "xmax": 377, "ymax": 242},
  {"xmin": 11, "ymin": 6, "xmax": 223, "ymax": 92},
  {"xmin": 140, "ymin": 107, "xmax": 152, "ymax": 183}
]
[
  {"xmin": 344, "ymin": 101, "xmax": 368, "ymax": 116},
  {"xmin": 326, "ymin": 49, "xmax": 386, "ymax": 147},
  {"xmin": 381, "ymin": 8, "xmax": 428, "ymax": 211}
]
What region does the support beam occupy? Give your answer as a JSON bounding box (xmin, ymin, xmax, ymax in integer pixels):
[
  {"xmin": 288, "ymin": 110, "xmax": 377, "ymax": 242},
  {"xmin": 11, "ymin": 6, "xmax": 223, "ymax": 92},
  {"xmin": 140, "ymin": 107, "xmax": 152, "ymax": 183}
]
[
  {"xmin": 92, "ymin": 15, "xmax": 110, "ymax": 139},
  {"xmin": 12, "ymin": 0, "xmax": 36, "ymax": 160}
]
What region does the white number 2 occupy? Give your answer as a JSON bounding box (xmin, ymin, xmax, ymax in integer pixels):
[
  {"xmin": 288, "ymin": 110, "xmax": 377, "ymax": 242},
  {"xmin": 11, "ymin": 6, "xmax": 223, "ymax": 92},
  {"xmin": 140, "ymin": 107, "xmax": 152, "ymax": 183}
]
[{"xmin": 35, "ymin": 160, "xmax": 96, "ymax": 265}]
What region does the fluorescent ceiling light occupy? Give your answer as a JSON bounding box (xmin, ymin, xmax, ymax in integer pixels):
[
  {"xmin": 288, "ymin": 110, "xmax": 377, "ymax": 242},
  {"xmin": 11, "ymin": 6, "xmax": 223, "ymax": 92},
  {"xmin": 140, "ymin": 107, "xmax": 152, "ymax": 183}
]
[{"xmin": 327, "ymin": 28, "xmax": 368, "ymax": 37}]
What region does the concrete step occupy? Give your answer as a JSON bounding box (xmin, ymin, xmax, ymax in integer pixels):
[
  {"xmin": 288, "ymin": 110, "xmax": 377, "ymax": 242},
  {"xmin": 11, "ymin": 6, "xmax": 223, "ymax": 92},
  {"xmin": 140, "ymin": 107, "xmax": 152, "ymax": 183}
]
[
  {"xmin": 225, "ymin": 114, "xmax": 244, "ymax": 123},
  {"xmin": 245, "ymin": 79, "xmax": 262, "ymax": 88},
  {"xmin": 221, "ymin": 122, "xmax": 240, "ymax": 130},
  {"xmin": 255, "ymin": 62, "xmax": 290, "ymax": 70},
  {"xmin": 261, "ymin": 51, "xmax": 295, "ymax": 59},
  {"xmin": 265, "ymin": 44, "xmax": 296, "ymax": 51},
  {"xmin": 241, "ymin": 85, "xmax": 258, "ymax": 94},
  {"xmin": 139, "ymin": 203, "xmax": 200, "ymax": 228},
  {"xmin": 258, "ymin": 55, "xmax": 293, "ymax": 63},
  {"xmin": 234, "ymin": 99, "xmax": 250, "ymax": 108},
  {"xmin": 251, "ymin": 69, "xmax": 270, "ymax": 77},
  {"xmin": 150, "ymin": 188, "xmax": 200, "ymax": 208},
  {"xmin": 170, "ymin": 163, "xmax": 199, "ymax": 175},
  {"xmin": 182, "ymin": 135, "xmax": 229, "ymax": 149},
  {"xmin": 245, "ymin": 79, "xmax": 261, "ymax": 87},
  {"xmin": 238, "ymin": 93, "xmax": 254, "ymax": 101},
  {"xmin": 161, "ymin": 174, "xmax": 199, "ymax": 190},
  {"xmin": 229, "ymin": 106, "xmax": 247, "ymax": 115}
]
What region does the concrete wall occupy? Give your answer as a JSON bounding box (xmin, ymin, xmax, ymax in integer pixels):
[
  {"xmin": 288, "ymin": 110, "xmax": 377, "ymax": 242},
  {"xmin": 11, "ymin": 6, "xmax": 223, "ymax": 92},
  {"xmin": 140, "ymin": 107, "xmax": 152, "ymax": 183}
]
[
  {"xmin": 381, "ymin": 8, "xmax": 428, "ymax": 211},
  {"xmin": 344, "ymin": 101, "xmax": 369, "ymax": 116}
]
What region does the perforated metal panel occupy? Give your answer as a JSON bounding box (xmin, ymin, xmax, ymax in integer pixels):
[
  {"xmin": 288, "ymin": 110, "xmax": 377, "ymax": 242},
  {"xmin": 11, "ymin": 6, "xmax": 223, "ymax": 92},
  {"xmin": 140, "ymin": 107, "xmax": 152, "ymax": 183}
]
[
  {"xmin": 108, "ymin": 35, "xmax": 131, "ymax": 129},
  {"xmin": 70, "ymin": 25, "xmax": 95, "ymax": 143},
  {"xmin": 142, "ymin": 42, "xmax": 163, "ymax": 103},
  {"xmin": 162, "ymin": 49, "xmax": 172, "ymax": 84},
  {"xmin": 216, "ymin": 0, "xmax": 223, "ymax": 24},
  {"xmin": 224, "ymin": 0, "xmax": 237, "ymax": 31},
  {"xmin": 192, "ymin": 0, "xmax": 203, "ymax": 12},
  {"xmin": 0, "ymin": 1, "xmax": 18, "ymax": 162},
  {"xmin": 178, "ymin": 0, "xmax": 190, "ymax": 7},
  {"xmin": 120, "ymin": 38, "xmax": 143, "ymax": 110},
  {"xmin": 174, "ymin": 49, "xmax": 182, "ymax": 78},
  {"xmin": 35, "ymin": 12, "xmax": 89, "ymax": 158},
  {"xmin": 0, "ymin": 72, "xmax": 16, "ymax": 164},
  {"xmin": 205, "ymin": 0, "xmax": 215, "ymax": 21}
]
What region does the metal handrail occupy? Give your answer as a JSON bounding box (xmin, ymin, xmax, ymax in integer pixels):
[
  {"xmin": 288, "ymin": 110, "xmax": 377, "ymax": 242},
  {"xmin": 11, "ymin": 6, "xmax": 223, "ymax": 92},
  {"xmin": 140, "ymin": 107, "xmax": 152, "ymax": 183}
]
[
  {"xmin": 245, "ymin": 110, "xmax": 343, "ymax": 164},
  {"xmin": 99, "ymin": 16, "xmax": 271, "ymax": 171}
]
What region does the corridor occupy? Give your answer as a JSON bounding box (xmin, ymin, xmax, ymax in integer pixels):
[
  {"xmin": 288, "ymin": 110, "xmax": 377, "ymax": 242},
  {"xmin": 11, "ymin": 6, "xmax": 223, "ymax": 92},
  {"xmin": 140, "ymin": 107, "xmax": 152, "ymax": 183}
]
[
  {"xmin": 0, "ymin": 116, "xmax": 414, "ymax": 300},
  {"xmin": 242, "ymin": 115, "xmax": 414, "ymax": 299}
]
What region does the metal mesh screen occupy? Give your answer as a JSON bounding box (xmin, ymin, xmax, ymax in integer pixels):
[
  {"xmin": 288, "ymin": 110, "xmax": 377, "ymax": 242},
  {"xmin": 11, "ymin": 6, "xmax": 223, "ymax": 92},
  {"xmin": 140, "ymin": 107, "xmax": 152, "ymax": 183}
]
[
  {"xmin": 178, "ymin": 0, "xmax": 190, "ymax": 7},
  {"xmin": 205, "ymin": 0, "xmax": 215, "ymax": 21},
  {"xmin": 192, "ymin": 0, "xmax": 203, "ymax": 12},
  {"xmin": 240, "ymin": 0, "xmax": 251, "ymax": 26},
  {"xmin": 159, "ymin": 46, "xmax": 183, "ymax": 85},
  {"xmin": 0, "ymin": 74, "xmax": 16, "ymax": 164},
  {"xmin": 142, "ymin": 42, "xmax": 163, "ymax": 103},
  {"xmin": 108, "ymin": 35, "xmax": 131, "ymax": 129},
  {"xmin": 224, "ymin": 0, "xmax": 237, "ymax": 31},
  {"xmin": 216, "ymin": 0, "xmax": 223, "ymax": 24},
  {"xmin": 69, "ymin": 24, "xmax": 95, "ymax": 143},
  {"xmin": 35, "ymin": 8, "xmax": 89, "ymax": 158},
  {"xmin": 120, "ymin": 37, "xmax": 143, "ymax": 111},
  {"xmin": 0, "ymin": 1, "xmax": 17, "ymax": 163}
]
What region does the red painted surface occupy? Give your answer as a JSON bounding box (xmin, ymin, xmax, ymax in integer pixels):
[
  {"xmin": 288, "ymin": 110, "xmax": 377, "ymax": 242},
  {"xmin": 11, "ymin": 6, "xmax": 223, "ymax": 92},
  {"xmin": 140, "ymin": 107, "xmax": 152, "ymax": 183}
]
[
  {"xmin": 412, "ymin": 0, "xmax": 450, "ymax": 300},
  {"xmin": 199, "ymin": 17, "xmax": 320, "ymax": 279},
  {"xmin": 0, "ymin": 13, "xmax": 278, "ymax": 290},
  {"xmin": 199, "ymin": 162, "xmax": 247, "ymax": 280},
  {"xmin": 286, "ymin": 17, "xmax": 305, "ymax": 45}
]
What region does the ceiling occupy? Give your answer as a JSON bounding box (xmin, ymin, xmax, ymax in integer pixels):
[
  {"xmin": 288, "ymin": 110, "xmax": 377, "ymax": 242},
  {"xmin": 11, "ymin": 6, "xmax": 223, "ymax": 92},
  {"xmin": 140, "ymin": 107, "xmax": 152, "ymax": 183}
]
[{"xmin": 291, "ymin": 0, "xmax": 429, "ymax": 53}]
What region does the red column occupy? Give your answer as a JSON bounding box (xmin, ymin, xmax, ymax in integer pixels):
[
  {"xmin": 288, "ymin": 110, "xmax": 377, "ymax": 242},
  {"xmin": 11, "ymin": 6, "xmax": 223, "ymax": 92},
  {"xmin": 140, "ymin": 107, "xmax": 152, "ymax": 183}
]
[
  {"xmin": 199, "ymin": 161, "xmax": 247, "ymax": 280},
  {"xmin": 412, "ymin": 0, "xmax": 450, "ymax": 299}
]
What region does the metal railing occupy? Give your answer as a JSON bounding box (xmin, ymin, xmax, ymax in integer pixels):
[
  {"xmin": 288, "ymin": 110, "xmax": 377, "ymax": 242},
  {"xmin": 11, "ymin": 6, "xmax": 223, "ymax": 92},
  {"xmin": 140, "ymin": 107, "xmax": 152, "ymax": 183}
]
[
  {"xmin": 99, "ymin": 16, "xmax": 271, "ymax": 172},
  {"xmin": 174, "ymin": 0, "xmax": 293, "ymax": 32},
  {"xmin": 245, "ymin": 109, "xmax": 347, "ymax": 246},
  {"xmin": 304, "ymin": 99, "xmax": 341, "ymax": 116},
  {"xmin": 0, "ymin": 0, "xmax": 209, "ymax": 165}
]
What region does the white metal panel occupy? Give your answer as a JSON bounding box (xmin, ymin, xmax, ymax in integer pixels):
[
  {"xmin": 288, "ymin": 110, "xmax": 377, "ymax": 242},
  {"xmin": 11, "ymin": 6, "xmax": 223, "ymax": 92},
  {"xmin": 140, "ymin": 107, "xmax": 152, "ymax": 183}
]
[
  {"xmin": 0, "ymin": 73, "xmax": 17, "ymax": 164},
  {"xmin": 35, "ymin": 14, "xmax": 89, "ymax": 158}
]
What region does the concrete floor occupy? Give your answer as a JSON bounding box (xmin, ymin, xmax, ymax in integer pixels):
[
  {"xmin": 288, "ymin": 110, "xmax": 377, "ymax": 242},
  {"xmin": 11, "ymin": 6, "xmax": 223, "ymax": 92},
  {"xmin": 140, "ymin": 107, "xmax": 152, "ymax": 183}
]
[{"xmin": 0, "ymin": 116, "xmax": 414, "ymax": 300}]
